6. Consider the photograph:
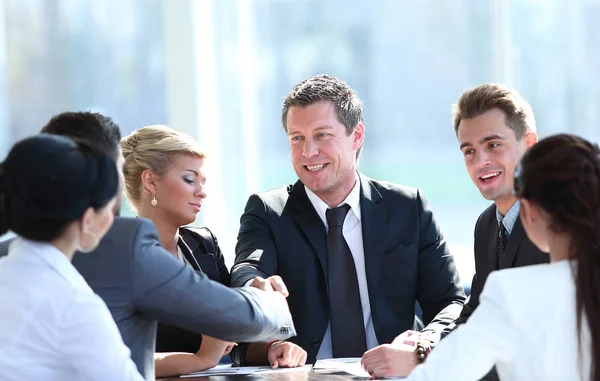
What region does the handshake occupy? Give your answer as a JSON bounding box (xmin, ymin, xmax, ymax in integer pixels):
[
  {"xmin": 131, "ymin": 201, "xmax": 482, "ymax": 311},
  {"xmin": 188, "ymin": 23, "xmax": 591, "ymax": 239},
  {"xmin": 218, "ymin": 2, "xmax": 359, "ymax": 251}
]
[
  {"xmin": 249, "ymin": 275, "xmax": 289, "ymax": 297},
  {"xmin": 247, "ymin": 275, "xmax": 307, "ymax": 369}
]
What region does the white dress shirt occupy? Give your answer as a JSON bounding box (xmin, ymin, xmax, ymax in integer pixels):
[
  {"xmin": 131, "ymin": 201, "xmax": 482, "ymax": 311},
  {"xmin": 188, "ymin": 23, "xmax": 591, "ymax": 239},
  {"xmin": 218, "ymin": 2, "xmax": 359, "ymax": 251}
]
[
  {"xmin": 0, "ymin": 239, "xmax": 144, "ymax": 381},
  {"xmin": 304, "ymin": 175, "xmax": 379, "ymax": 358},
  {"xmin": 406, "ymin": 260, "xmax": 591, "ymax": 381}
]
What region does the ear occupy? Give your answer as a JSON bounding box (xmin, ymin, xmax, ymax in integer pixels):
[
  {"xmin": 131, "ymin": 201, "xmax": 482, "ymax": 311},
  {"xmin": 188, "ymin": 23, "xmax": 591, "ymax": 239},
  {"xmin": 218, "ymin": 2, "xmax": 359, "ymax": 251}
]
[
  {"xmin": 78, "ymin": 207, "xmax": 96, "ymax": 234},
  {"xmin": 524, "ymin": 132, "xmax": 538, "ymax": 149},
  {"xmin": 141, "ymin": 169, "xmax": 158, "ymax": 195},
  {"xmin": 352, "ymin": 122, "xmax": 365, "ymax": 151},
  {"xmin": 520, "ymin": 198, "xmax": 541, "ymax": 225}
]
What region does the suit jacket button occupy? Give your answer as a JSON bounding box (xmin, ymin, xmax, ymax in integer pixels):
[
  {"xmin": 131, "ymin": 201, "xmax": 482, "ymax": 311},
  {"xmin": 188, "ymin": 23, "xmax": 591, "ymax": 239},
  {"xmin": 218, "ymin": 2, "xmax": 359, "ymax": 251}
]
[
  {"xmin": 280, "ymin": 326, "xmax": 290, "ymax": 335},
  {"xmin": 311, "ymin": 338, "xmax": 320, "ymax": 347}
]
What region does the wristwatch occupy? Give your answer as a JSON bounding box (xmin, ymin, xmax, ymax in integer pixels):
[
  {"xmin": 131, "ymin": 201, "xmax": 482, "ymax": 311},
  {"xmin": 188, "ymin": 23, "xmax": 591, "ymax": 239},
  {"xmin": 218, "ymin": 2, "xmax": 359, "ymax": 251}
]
[{"xmin": 415, "ymin": 341, "xmax": 431, "ymax": 363}]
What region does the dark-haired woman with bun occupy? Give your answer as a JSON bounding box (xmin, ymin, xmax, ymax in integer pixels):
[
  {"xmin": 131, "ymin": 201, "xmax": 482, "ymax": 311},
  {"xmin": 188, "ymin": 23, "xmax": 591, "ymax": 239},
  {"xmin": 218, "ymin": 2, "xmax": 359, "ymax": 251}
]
[
  {"xmin": 363, "ymin": 133, "xmax": 599, "ymax": 381},
  {"xmin": 0, "ymin": 134, "xmax": 143, "ymax": 381}
]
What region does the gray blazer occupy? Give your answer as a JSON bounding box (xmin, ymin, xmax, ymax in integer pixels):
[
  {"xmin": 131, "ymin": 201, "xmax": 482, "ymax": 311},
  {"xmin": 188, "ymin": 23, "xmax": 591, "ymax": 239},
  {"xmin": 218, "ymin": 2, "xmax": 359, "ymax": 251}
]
[{"xmin": 0, "ymin": 217, "xmax": 295, "ymax": 381}]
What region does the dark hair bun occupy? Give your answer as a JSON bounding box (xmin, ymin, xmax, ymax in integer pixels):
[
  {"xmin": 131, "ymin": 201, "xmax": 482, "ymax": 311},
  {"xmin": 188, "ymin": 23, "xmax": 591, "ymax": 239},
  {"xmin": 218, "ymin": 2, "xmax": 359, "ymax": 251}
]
[{"xmin": 0, "ymin": 134, "xmax": 119, "ymax": 240}]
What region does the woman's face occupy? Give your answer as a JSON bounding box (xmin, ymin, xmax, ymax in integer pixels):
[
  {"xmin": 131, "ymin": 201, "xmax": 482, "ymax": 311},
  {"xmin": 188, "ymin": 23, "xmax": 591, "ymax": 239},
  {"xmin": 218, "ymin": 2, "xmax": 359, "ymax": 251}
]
[{"xmin": 154, "ymin": 155, "xmax": 207, "ymax": 227}]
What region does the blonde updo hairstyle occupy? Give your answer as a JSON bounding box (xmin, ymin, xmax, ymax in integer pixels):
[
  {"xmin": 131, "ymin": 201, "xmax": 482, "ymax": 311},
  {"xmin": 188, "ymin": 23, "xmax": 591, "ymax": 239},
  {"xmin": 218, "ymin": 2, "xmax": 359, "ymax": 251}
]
[{"xmin": 121, "ymin": 125, "xmax": 205, "ymax": 210}]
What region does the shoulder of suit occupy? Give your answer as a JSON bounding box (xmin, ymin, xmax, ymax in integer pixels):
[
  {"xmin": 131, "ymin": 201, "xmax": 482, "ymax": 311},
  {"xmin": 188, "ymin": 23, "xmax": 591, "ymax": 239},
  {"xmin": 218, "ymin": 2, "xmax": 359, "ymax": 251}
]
[
  {"xmin": 475, "ymin": 203, "xmax": 497, "ymax": 227},
  {"xmin": 109, "ymin": 216, "xmax": 159, "ymax": 240},
  {"xmin": 249, "ymin": 184, "xmax": 294, "ymax": 212},
  {"xmin": 258, "ymin": 184, "xmax": 294, "ymax": 198},
  {"xmin": 365, "ymin": 177, "xmax": 420, "ymax": 200},
  {"xmin": 112, "ymin": 216, "xmax": 144, "ymax": 227}
]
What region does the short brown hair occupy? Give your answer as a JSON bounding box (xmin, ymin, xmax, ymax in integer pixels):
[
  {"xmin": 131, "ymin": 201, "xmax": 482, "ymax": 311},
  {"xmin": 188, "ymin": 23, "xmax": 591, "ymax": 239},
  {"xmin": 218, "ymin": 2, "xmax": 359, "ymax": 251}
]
[
  {"xmin": 452, "ymin": 83, "xmax": 536, "ymax": 139},
  {"xmin": 282, "ymin": 74, "xmax": 364, "ymax": 158}
]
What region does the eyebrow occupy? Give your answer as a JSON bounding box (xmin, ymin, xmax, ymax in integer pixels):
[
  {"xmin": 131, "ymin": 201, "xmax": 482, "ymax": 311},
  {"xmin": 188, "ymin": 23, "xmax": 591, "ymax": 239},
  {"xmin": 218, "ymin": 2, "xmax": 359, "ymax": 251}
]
[
  {"xmin": 183, "ymin": 169, "xmax": 199, "ymax": 176},
  {"xmin": 459, "ymin": 134, "xmax": 507, "ymax": 150},
  {"xmin": 287, "ymin": 125, "xmax": 334, "ymax": 135}
]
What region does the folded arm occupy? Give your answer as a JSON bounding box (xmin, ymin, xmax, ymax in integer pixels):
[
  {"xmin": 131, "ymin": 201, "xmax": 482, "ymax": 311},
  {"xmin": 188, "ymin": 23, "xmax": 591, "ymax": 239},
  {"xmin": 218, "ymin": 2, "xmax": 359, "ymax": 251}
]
[{"xmin": 155, "ymin": 336, "xmax": 234, "ymax": 378}]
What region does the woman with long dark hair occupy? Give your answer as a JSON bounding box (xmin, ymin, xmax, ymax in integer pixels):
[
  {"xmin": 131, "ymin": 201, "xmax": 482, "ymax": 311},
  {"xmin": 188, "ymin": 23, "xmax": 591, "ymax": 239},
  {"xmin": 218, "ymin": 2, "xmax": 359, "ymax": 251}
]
[
  {"xmin": 0, "ymin": 134, "xmax": 143, "ymax": 380},
  {"xmin": 363, "ymin": 133, "xmax": 599, "ymax": 381}
]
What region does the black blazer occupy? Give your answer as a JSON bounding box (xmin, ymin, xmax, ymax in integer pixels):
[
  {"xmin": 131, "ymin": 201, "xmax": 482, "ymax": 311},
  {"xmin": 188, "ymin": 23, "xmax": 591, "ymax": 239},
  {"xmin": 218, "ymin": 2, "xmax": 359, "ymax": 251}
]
[
  {"xmin": 155, "ymin": 227, "xmax": 230, "ymax": 353},
  {"xmin": 231, "ymin": 173, "xmax": 466, "ymax": 362},
  {"xmin": 452, "ymin": 203, "xmax": 549, "ymax": 328}
]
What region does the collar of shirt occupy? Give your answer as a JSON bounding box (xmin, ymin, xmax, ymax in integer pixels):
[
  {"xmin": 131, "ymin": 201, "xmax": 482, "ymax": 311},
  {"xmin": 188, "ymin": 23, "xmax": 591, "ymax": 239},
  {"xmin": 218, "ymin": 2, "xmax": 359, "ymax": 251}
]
[
  {"xmin": 10, "ymin": 238, "xmax": 92, "ymax": 293},
  {"xmin": 496, "ymin": 199, "xmax": 521, "ymax": 236},
  {"xmin": 304, "ymin": 172, "xmax": 362, "ymax": 228}
]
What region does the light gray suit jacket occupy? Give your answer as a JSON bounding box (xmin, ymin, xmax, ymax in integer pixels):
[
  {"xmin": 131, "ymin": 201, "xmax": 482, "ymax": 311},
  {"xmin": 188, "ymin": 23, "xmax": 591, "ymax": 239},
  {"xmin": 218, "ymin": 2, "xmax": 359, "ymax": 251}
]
[{"xmin": 0, "ymin": 217, "xmax": 295, "ymax": 381}]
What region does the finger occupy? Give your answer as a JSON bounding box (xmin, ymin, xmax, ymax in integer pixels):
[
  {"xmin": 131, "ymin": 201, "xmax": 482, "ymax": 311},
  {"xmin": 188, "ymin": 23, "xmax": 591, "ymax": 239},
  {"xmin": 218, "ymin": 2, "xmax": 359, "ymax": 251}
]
[
  {"xmin": 250, "ymin": 277, "xmax": 272, "ymax": 291},
  {"xmin": 368, "ymin": 363, "xmax": 391, "ymax": 379},
  {"xmin": 402, "ymin": 338, "xmax": 417, "ymax": 346},
  {"xmin": 298, "ymin": 351, "xmax": 307, "ymax": 366},
  {"xmin": 361, "ymin": 345, "xmax": 386, "ymax": 362},
  {"xmin": 269, "ymin": 276, "xmax": 289, "ymax": 297},
  {"xmin": 278, "ymin": 345, "xmax": 293, "ymax": 366},
  {"xmin": 268, "ymin": 349, "xmax": 279, "ymax": 369},
  {"xmin": 362, "ymin": 357, "xmax": 384, "ymax": 373},
  {"xmin": 392, "ymin": 330, "xmax": 413, "ymax": 344},
  {"xmin": 289, "ymin": 349, "xmax": 302, "ymax": 368}
]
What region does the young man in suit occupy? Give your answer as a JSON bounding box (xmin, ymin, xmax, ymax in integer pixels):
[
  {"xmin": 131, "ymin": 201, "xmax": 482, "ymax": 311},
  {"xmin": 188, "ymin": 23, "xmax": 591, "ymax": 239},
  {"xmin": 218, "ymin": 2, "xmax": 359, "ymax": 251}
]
[
  {"xmin": 361, "ymin": 84, "xmax": 549, "ymax": 379},
  {"xmin": 230, "ymin": 74, "xmax": 466, "ymax": 372},
  {"xmin": 0, "ymin": 112, "xmax": 296, "ymax": 381}
]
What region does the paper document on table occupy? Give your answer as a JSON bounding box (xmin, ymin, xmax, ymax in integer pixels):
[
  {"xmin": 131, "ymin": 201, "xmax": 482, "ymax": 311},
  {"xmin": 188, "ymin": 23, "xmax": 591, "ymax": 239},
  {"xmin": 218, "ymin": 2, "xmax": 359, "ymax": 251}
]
[
  {"xmin": 313, "ymin": 358, "xmax": 371, "ymax": 378},
  {"xmin": 181, "ymin": 364, "xmax": 312, "ymax": 378}
]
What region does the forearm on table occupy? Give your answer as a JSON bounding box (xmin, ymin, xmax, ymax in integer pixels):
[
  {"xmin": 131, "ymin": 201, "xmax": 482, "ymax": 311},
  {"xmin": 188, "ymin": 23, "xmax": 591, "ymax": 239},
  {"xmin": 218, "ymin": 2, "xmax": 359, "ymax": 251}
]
[{"xmin": 154, "ymin": 352, "xmax": 219, "ymax": 378}]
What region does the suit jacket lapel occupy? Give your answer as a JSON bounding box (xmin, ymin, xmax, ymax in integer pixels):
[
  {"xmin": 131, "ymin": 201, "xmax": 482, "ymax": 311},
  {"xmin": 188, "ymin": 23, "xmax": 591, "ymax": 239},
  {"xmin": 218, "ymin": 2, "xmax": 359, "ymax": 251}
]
[
  {"xmin": 500, "ymin": 216, "xmax": 526, "ymax": 269},
  {"xmin": 288, "ymin": 180, "xmax": 328, "ymax": 275},
  {"xmin": 178, "ymin": 235, "xmax": 202, "ymax": 271},
  {"xmin": 359, "ymin": 174, "xmax": 386, "ymax": 311},
  {"xmin": 487, "ymin": 210, "xmax": 499, "ymax": 271}
]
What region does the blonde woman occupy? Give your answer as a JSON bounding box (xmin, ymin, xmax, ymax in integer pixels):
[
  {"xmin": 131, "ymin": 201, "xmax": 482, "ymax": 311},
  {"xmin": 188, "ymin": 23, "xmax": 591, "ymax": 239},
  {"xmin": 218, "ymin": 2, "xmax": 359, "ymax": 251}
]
[{"xmin": 121, "ymin": 126, "xmax": 306, "ymax": 378}]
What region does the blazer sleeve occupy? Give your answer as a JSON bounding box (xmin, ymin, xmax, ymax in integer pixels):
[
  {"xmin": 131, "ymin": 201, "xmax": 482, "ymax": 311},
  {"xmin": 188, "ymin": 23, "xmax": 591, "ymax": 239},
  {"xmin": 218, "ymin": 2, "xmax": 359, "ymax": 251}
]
[
  {"xmin": 130, "ymin": 219, "xmax": 296, "ymax": 343},
  {"xmin": 231, "ymin": 194, "xmax": 279, "ymax": 287},
  {"xmin": 415, "ymin": 190, "xmax": 466, "ymax": 343},
  {"xmin": 456, "ymin": 271, "xmax": 484, "ymax": 325},
  {"xmin": 441, "ymin": 216, "xmax": 486, "ymax": 338},
  {"xmin": 405, "ymin": 272, "xmax": 518, "ymax": 381}
]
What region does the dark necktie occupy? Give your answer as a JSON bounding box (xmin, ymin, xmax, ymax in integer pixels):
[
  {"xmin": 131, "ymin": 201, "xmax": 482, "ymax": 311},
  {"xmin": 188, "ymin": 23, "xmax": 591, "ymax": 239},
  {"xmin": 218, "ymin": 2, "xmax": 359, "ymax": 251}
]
[
  {"xmin": 326, "ymin": 204, "xmax": 367, "ymax": 357},
  {"xmin": 497, "ymin": 220, "xmax": 508, "ymax": 269}
]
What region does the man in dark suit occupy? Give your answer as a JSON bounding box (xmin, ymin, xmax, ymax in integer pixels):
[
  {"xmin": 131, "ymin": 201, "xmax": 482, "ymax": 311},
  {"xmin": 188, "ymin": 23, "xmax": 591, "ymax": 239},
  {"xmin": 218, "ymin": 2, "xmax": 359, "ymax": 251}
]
[
  {"xmin": 446, "ymin": 84, "xmax": 548, "ymax": 380},
  {"xmin": 230, "ymin": 74, "xmax": 466, "ymax": 373},
  {"xmin": 363, "ymin": 84, "xmax": 549, "ymax": 379},
  {"xmin": 448, "ymin": 84, "xmax": 548, "ymax": 330},
  {"xmin": 0, "ymin": 112, "xmax": 296, "ymax": 381}
]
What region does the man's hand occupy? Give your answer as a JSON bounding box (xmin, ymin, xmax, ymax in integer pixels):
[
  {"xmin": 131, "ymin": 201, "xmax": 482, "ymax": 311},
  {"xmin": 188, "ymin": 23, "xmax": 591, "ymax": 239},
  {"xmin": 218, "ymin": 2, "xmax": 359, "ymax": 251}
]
[
  {"xmin": 250, "ymin": 276, "xmax": 289, "ymax": 297},
  {"xmin": 361, "ymin": 343, "xmax": 418, "ymax": 379},
  {"xmin": 267, "ymin": 342, "xmax": 307, "ymax": 369},
  {"xmin": 222, "ymin": 342, "xmax": 236, "ymax": 356},
  {"xmin": 391, "ymin": 329, "xmax": 421, "ymax": 346}
]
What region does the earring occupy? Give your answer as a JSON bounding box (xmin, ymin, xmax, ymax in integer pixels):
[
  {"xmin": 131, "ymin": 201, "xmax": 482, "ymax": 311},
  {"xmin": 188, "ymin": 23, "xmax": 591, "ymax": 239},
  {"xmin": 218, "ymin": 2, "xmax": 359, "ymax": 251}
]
[{"xmin": 151, "ymin": 192, "xmax": 158, "ymax": 206}]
